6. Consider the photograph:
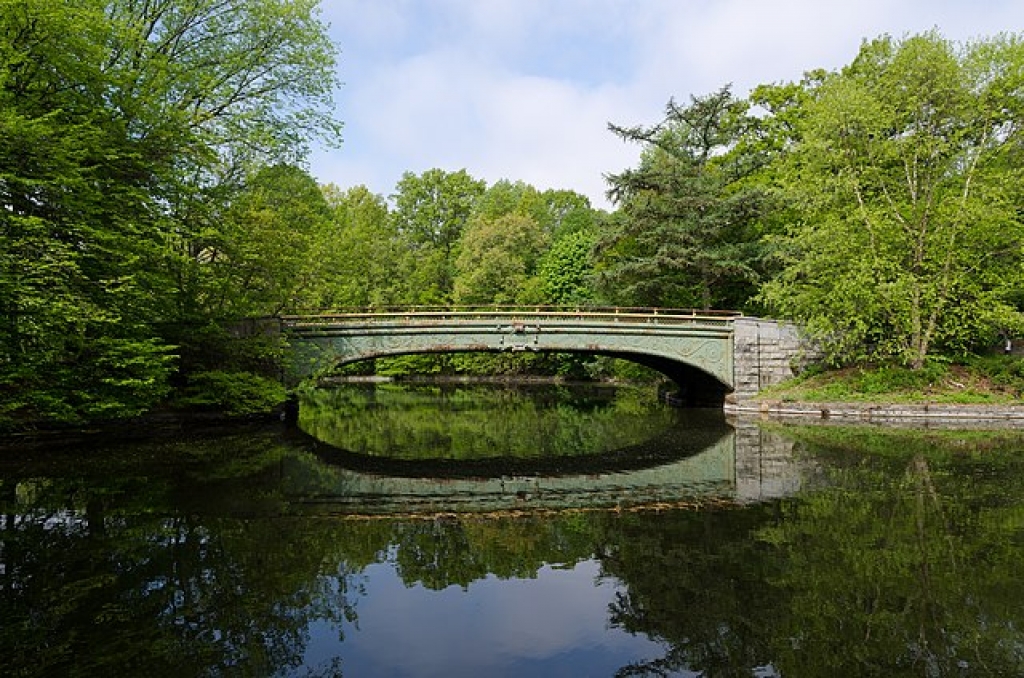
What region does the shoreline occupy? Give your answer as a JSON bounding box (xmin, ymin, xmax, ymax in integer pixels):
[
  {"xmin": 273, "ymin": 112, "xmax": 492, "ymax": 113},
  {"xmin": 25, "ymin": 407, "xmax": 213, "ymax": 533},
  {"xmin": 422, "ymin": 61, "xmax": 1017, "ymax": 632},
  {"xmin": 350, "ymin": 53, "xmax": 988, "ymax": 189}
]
[{"xmin": 725, "ymin": 397, "xmax": 1024, "ymax": 427}]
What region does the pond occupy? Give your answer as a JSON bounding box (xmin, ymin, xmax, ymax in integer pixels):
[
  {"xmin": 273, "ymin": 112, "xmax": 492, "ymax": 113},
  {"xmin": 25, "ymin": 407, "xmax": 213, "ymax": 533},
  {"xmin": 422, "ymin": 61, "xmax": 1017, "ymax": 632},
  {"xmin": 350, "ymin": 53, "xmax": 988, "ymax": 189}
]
[{"xmin": 2, "ymin": 382, "xmax": 1024, "ymax": 677}]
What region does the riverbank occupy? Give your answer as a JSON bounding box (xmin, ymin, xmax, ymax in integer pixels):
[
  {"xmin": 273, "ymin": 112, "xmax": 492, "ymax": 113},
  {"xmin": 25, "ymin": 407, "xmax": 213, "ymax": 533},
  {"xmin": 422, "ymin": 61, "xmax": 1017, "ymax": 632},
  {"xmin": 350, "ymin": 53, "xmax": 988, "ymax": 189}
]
[
  {"xmin": 725, "ymin": 397, "xmax": 1024, "ymax": 427},
  {"xmin": 726, "ymin": 358, "xmax": 1024, "ymax": 426}
]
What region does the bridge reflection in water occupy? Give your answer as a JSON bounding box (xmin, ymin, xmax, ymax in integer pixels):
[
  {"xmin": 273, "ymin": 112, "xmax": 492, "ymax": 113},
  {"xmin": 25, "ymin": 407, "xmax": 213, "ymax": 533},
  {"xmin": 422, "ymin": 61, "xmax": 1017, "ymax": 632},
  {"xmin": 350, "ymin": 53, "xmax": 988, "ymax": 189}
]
[{"xmin": 281, "ymin": 418, "xmax": 812, "ymax": 516}]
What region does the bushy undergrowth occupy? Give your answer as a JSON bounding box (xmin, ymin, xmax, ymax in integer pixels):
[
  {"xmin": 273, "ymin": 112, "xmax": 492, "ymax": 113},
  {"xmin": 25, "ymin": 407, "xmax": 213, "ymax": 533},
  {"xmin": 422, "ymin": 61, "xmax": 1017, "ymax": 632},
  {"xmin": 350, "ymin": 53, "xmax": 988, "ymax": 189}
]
[
  {"xmin": 965, "ymin": 355, "xmax": 1024, "ymax": 396},
  {"xmin": 172, "ymin": 370, "xmax": 287, "ymax": 416}
]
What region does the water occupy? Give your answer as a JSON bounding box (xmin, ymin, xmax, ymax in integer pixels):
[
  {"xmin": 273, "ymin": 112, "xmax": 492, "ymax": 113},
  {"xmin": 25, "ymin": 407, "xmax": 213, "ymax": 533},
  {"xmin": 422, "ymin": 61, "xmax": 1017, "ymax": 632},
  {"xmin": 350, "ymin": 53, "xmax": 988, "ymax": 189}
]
[{"xmin": 3, "ymin": 383, "xmax": 1024, "ymax": 677}]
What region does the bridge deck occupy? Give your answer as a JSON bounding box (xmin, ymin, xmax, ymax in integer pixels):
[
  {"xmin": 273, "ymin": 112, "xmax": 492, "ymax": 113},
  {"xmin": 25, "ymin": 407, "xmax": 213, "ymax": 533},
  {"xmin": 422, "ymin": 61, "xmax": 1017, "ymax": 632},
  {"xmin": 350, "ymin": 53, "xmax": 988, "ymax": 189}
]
[{"xmin": 282, "ymin": 306, "xmax": 742, "ymax": 332}]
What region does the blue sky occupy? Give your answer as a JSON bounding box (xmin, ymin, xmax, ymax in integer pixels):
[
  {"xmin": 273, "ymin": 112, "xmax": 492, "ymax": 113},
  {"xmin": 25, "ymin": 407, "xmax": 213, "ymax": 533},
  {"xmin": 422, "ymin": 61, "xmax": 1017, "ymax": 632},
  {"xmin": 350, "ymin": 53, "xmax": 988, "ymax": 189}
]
[{"xmin": 309, "ymin": 0, "xmax": 1024, "ymax": 209}]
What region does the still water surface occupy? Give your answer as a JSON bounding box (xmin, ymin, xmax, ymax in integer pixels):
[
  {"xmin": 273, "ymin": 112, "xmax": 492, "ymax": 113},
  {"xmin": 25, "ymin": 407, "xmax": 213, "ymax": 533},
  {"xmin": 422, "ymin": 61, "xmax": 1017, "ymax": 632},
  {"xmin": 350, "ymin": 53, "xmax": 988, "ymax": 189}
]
[{"xmin": 3, "ymin": 383, "xmax": 1024, "ymax": 677}]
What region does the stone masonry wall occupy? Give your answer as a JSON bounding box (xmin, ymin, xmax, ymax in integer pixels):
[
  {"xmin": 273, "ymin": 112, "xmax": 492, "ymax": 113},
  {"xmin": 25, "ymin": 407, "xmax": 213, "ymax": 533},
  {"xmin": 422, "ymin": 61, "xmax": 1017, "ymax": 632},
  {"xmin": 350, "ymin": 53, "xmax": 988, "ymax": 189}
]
[{"xmin": 731, "ymin": 317, "xmax": 819, "ymax": 401}]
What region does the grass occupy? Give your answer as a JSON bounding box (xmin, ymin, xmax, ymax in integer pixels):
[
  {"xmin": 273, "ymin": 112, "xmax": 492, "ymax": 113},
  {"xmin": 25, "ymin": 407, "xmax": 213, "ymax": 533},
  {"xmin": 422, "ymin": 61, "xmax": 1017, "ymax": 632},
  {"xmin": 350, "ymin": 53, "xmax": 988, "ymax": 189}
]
[{"xmin": 757, "ymin": 355, "xmax": 1024, "ymax": 405}]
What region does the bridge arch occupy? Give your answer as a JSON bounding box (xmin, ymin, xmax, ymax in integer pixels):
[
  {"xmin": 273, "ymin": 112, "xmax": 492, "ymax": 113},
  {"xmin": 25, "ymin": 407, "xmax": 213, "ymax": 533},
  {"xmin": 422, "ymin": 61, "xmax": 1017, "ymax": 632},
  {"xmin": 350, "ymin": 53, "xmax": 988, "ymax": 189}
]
[{"xmin": 282, "ymin": 308, "xmax": 738, "ymax": 405}]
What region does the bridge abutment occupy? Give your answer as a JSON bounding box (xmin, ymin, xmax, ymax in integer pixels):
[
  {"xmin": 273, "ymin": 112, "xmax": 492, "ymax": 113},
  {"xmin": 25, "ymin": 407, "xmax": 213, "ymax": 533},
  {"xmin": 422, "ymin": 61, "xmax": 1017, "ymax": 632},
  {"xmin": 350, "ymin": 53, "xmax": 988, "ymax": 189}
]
[{"xmin": 730, "ymin": 318, "xmax": 817, "ymax": 402}]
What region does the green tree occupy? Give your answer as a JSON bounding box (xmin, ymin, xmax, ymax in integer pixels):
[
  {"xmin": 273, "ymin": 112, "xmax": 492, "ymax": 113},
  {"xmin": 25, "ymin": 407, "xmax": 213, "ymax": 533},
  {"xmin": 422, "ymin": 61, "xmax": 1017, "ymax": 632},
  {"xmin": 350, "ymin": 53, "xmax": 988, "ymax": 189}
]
[
  {"xmin": 453, "ymin": 181, "xmax": 599, "ymax": 307},
  {"xmin": 537, "ymin": 188, "xmax": 598, "ymax": 241},
  {"xmin": 210, "ymin": 164, "xmax": 332, "ymax": 316},
  {"xmin": 453, "ymin": 213, "xmax": 549, "ymax": 304},
  {"xmin": 471, "ymin": 179, "xmax": 543, "ymax": 223},
  {"xmin": 0, "ymin": 1, "xmax": 177, "ymax": 425},
  {"xmin": 102, "ymin": 0, "xmax": 340, "ymax": 165},
  {"xmin": 760, "ymin": 32, "xmax": 1024, "ymax": 368},
  {"xmin": 316, "ymin": 184, "xmax": 401, "ymax": 308},
  {"xmin": 471, "ymin": 180, "xmax": 596, "ymax": 241},
  {"xmin": 599, "ymin": 86, "xmax": 772, "ymax": 311},
  {"xmin": 391, "ymin": 168, "xmax": 486, "ymax": 304},
  {"xmin": 0, "ymin": 0, "xmax": 339, "ymax": 426},
  {"xmin": 168, "ymin": 164, "xmax": 331, "ymax": 412},
  {"xmin": 537, "ymin": 230, "xmax": 597, "ymax": 305}
]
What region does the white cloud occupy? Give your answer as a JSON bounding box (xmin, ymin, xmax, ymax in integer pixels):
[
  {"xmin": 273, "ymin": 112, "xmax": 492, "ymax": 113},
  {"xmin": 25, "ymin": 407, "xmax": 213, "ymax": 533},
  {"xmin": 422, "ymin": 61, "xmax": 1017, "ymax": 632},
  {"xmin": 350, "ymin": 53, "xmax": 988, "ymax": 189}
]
[
  {"xmin": 473, "ymin": 76, "xmax": 643, "ymax": 200},
  {"xmin": 330, "ymin": 560, "xmax": 660, "ymax": 676},
  {"xmin": 309, "ymin": 0, "xmax": 1024, "ymax": 209}
]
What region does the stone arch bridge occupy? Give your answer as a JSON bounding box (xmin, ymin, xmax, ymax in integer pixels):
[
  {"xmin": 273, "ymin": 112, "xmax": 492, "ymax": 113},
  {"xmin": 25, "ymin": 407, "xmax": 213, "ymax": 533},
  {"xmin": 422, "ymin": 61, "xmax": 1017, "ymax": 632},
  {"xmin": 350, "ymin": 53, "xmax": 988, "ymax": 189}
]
[{"xmin": 277, "ymin": 307, "xmax": 808, "ymax": 406}]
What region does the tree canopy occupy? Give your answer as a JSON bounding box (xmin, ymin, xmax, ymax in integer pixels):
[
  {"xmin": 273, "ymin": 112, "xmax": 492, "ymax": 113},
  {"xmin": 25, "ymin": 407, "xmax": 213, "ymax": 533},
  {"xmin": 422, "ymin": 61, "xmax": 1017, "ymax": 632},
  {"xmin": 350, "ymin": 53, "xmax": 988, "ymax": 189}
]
[
  {"xmin": 758, "ymin": 32, "xmax": 1024, "ymax": 367},
  {"xmin": 0, "ymin": 0, "xmax": 340, "ymax": 427},
  {"xmin": 598, "ymin": 87, "xmax": 774, "ymax": 311}
]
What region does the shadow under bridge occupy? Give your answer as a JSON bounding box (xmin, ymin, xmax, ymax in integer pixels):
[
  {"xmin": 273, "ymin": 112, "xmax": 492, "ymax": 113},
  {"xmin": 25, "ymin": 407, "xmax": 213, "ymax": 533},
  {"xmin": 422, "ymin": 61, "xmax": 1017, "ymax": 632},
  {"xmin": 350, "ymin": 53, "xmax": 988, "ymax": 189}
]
[{"xmin": 281, "ymin": 307, "xmax": 740, "ymax": 406}]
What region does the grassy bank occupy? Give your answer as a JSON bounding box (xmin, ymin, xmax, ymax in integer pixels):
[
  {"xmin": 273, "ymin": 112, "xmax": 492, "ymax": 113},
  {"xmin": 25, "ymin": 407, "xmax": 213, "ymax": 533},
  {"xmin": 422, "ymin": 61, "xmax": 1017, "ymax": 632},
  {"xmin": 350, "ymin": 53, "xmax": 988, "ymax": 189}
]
[{"xmin": 757, "ymin": 355, "xmax": 1024, "ymax": 404}]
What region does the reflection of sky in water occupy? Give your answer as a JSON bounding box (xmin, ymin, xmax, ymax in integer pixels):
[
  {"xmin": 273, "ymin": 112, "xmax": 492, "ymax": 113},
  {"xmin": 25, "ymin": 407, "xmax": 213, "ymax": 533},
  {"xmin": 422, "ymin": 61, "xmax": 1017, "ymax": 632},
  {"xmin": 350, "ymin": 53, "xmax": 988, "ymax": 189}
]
[{"xmin": 299, "ymin": 559, "xmax": 688, "ymax": 677}]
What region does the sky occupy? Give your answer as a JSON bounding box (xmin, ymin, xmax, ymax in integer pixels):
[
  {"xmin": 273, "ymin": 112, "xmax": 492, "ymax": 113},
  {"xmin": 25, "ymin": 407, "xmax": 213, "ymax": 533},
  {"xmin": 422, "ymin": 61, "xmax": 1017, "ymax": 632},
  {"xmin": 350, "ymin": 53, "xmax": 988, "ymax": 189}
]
[{"xmin": 308, "ymin": 0, "xmax": 1024, "ymax": 209}]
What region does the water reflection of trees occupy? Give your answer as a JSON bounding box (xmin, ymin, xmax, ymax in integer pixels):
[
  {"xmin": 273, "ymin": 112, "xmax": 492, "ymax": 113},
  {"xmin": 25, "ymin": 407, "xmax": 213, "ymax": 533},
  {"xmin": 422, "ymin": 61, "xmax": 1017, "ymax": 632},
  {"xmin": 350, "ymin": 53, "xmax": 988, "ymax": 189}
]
[
  {"xmin": 0, "ymin": 431, "xmax": 606, "ymax": 677},
  {"xmin": 5, "ymin": 425, "xmax": 1024, "ymax": 677},
  {"xmin": 0, "ymin": 432, "xmax": 362, "ymax": 678},
  {"xmin": 597, "ymin": 428, "xmax": 1024, "ymax": 677},
  {"xmin": 299, "ymin": 383, "xmax": 678, "ymax": 460},
  {"xmin": 760, "ymin": 429, "xmax": 1024, "ymax": 677},
  {"xmin": 593, "ymin": 506, "xmax": 783, "ymax": 676}
]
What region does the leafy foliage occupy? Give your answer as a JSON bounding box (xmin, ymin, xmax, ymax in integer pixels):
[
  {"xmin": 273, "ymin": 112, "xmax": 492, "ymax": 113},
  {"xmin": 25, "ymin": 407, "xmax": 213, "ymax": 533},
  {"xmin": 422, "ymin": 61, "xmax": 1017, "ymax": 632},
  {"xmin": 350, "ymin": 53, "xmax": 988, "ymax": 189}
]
[
  {"xmin": 0, "ymin": 0, "xmax": 339, "ymax": 427},
  {"xmin": 205, "ymin": 164, "xmax": 333, "ymax": 316},
  {"xmin": 172, "ymin": 370, "xmax": 287, "ymax": 416},
  {"xmin": 538, "ymin": 230, "xmax": 598, "ymax": 305},
  {"xmin": 759, "ymin": 32, "xmax": 1024, "ymax": 368},
  {"xmin": 317, "ymin": 184, "xmax": 402, "ymax": 308},
  {"xmin": 391, "ymin": 168, "xmax": 486, "ymax": 303},
  {"xmin": 454, "ymin": 213, "xmax": 549, "ymax": 304},
  {"xmin": 756, "ymin": 355, "xmax": 1024, "ymax": 403}
]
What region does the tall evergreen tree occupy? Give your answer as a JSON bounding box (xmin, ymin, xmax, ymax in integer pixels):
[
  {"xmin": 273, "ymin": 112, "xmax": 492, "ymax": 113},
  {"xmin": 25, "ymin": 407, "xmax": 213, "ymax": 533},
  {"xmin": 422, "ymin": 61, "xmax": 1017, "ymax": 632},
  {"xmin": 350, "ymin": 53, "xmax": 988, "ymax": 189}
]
[{"xmin": 598, "ymin": 87, "xmax": 773, "ymax": 311}]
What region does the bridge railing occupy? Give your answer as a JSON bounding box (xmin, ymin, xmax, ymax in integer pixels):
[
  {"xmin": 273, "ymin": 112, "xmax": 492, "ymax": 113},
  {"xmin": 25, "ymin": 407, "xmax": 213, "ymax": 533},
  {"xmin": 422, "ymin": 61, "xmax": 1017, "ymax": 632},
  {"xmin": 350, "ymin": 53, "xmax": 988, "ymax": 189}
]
[{"xmin": 280, "ymin": 305, "xmax": 742, "ymax": 329}]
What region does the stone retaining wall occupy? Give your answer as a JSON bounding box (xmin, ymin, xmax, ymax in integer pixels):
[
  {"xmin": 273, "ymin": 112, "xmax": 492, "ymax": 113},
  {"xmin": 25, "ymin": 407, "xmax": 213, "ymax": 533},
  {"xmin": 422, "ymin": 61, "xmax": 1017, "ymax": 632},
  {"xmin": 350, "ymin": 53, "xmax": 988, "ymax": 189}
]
[
  {"xmin": 731, "ymin": 318, "xmax": 819, "ymax": 401},
  {"xmin": 725, "ymin": 399, "xmax": 1024, "ymax": 428}
]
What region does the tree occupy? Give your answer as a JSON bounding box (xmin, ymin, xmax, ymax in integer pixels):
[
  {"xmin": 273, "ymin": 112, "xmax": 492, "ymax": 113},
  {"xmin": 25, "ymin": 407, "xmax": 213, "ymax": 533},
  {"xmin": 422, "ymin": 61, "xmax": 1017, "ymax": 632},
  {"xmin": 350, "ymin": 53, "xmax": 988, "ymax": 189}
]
[
  {"xmin": 316, "ymin": 184, "xmax": 401, "ymax": 308},
  {"xmin": 453, "ymin": 213, "xmax": 549, "ymax": 305},
  {"xmin": 127, "ymin": 0, "xmax": 341, "ymax": 321},
  {"xmin": 598, "ymin": 86, "xmax": 773, "ymax": 311},
  {"xmin": 210, "ymin": 164, "xmax": 333, "ymax": 316},
  {"xmin": 537, "ymin": 230, "xmax": 597, "ymax": 305},
  {"xmin": 0, "ymin": 1, "xmax": 177, "ymax": 424},
  {"xmin": 760, "ymin": 32, "xmax": 1024, "ymax": 368},
  {"xmin": 102, "ymin": 0, "xmax": 341, "ymax": 164},
  {"xmin": 470, "ymin": 179, "xmax": 543, "ymax": 223},
  {"xmin": 0, "ymin": 0, "xmax": 340, "ymax": 426},
  {"xmin": 391, "ymin": 169, "xmax": 486, "ymax": 304},
  {"xmin": 536, "ymin": 188, "xmax": 598, "ymax": 241},
  {"xmin": 471, "ymin": 180, "xmax": 596, "ymax": 241},
  {"xmin": 454, "ymin": 181, "xmax": 599, "ymax": 307}
]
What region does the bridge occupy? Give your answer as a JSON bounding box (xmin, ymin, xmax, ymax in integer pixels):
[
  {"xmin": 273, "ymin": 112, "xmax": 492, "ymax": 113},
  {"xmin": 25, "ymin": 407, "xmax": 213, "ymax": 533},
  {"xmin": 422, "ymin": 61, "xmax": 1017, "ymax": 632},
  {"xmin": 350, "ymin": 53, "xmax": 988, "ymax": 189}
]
[{"xmin": 279, "ymin": 307, "xmax": 808, "ymax": 406}]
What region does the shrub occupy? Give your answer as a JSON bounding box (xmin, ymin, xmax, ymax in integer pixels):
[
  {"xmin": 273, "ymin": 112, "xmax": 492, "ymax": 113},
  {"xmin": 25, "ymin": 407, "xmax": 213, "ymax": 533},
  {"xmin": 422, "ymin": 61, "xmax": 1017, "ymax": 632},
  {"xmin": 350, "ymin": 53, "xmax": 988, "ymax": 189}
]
[{"xmin": 173, "ymin": 370, "xmax": 287, "ymax": 416}]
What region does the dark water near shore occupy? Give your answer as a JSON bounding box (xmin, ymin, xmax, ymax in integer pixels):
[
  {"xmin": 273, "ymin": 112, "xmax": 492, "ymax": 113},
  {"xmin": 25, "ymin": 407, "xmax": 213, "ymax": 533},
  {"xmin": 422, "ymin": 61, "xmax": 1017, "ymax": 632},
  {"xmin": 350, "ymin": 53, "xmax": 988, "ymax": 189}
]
[{"xmin": 3, "ymin": 383, "xmax": 1024, "ymax": 677}]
